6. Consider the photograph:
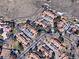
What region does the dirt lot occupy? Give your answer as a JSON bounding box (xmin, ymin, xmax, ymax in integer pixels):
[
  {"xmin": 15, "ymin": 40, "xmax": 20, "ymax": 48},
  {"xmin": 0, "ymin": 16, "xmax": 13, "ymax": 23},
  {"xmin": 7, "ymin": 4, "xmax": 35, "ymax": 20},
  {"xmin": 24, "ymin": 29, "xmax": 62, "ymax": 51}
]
[
  {"xmin": 0, "ymin": 0, "xmax": 38, "ymax": 20},
  {"xmin": 0, "ymin": 0, "xmax": 79, "ymax": 20}
]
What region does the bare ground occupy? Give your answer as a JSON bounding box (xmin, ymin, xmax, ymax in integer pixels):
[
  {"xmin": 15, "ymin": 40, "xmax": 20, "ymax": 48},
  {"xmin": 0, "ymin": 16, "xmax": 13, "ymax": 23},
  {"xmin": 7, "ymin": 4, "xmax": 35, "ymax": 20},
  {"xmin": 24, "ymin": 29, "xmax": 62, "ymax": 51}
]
[{"xmin": 0, "ymin": 0, "xmax": 79, "ymax": 20}]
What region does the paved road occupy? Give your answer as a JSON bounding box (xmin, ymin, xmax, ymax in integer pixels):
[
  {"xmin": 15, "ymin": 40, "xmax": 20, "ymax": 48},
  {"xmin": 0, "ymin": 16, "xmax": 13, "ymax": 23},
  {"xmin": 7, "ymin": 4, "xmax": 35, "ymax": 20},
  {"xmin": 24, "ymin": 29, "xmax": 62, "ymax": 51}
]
[
  {"xmin": 16, "ymin": 33, "xmax": 45, "ymax": 59},
  {"xmin": 43, "ymin": 41, "xmax": 60, "ymax": 59}
]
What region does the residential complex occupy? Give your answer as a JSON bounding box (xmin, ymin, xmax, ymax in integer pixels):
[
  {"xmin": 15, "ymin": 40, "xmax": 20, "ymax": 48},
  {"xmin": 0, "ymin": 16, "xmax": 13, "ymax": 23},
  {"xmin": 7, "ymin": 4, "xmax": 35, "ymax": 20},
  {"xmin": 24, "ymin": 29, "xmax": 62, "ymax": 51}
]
[{"xmin": 0, "ymin": 5, "xmax": 79, "ymax": 59}]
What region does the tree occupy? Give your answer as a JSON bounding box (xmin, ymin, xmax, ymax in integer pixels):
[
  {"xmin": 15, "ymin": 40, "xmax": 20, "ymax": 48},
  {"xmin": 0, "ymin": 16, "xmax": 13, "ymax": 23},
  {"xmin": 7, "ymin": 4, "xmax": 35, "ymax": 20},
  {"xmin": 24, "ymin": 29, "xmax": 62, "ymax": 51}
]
[
  {"xmin": 50, "ymin": 52, "xmax": 55, "ymax": 59},
  {"xmin": 13, "ymin": 42, "xmax": 24, "ymax": 51},
  {"xmin": 59, "ymin": 36, "xmax": 64, "ymax": 43},
  {"xmin": 0, "ymin": 39, "xmax": 4, "ymax": 55}
]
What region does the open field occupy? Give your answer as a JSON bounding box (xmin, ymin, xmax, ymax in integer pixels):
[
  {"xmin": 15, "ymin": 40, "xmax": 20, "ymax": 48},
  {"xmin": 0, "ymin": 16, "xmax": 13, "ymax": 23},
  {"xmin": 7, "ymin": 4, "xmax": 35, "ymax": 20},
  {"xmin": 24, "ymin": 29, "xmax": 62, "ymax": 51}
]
[{"xmin": 0, "ymin": 0, "xmax": 79, "ymax": 19}]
